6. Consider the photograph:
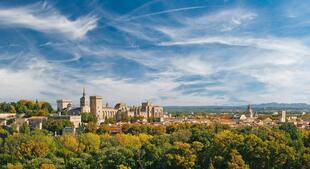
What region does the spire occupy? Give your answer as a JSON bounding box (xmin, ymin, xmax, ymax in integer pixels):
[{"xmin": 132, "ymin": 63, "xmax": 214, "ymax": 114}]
[
  {"xmin": 83, "ymin": 87, "xmax": 86, "ymax": 97},
  {"xmin": 247, "ymin": 104, "xmax": 253, "ymax": 118}
]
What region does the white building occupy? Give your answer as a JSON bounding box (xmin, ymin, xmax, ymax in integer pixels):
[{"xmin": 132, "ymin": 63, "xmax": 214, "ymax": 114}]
[{"xmin": 280, "ymin": 110, "xmax": 286, "ymax": 123}]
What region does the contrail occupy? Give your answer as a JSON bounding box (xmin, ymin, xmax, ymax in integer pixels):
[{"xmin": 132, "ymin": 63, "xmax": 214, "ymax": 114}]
[{"xmin": 123, "ymin": 6, "xmax": 207, "ymax": 21}]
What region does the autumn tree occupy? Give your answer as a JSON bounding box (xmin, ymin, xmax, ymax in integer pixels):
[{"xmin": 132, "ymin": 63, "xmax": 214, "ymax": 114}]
[
  {"xmin": 7, "ymin": 163, "xmax": 23, "ymax": 169},
  {"xmin": 79, "ymin": 133, "xmax": 100, "ymax": 153},
  {"xmin": 163, "ymin": 142, "xmax": 196, "ymax": 169},
  {"xmin": 227, "ymin": 149, "xmax": 249, "ymax": 169},
  {"xmin": 40, "ymin": 163, "xmax": 56, "ymax": 169}
]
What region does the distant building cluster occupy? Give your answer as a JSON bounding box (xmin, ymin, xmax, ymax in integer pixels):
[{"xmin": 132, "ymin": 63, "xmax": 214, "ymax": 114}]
[
  {"xmin": 163, "ymin": 104, "xmax": 309, "ymax": 129},
  {"xmin": 57, "ymin": 88, "xmax": 165, "ymax": 124}
]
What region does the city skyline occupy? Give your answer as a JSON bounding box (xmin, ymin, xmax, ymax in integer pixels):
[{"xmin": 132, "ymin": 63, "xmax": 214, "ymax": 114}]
[{"xmin": 1, "ymin": 0, "xmax": 310, "ymax": 106}]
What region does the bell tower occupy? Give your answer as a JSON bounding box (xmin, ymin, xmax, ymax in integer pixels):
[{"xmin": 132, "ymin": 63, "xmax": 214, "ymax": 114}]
[{"xmin": 80, "ymin": 87, "xmax": 90, "ymax": 113}]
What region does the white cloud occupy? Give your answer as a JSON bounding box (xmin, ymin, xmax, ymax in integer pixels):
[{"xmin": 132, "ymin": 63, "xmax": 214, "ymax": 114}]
[
  {"xmin": 155, "ymin": 8, "xmax": 257, "ymax": 40},
  {"xmin": 0, "ymin": 69, "xmax": 44, "ymax": 100},
  {"xmin": 123, "ymin": 6, "xmax": 207, "ymax": 21},
  {"xmin": 160, "ymin": 36, "xmax": 309, "ymax": 55},
  {"xmin": 0, "ymin": 3, "xmax": 98, "ymax": 39},
  {"xmin": 184, "ymin": 8, "xmax": 257, "ymax": 32},
  {"xmin": 2, "ymin": 2, "xmax": 310, "ymax": 106},
  {"xmin": 171, "ymin": 57, "xmax": 213, "ymax": 76}
]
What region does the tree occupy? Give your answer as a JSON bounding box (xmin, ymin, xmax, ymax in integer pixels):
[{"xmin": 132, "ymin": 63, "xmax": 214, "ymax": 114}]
[
  {"xmin": 170, "ymin": 129, "xmax": 192, "ymax": 143},
  {"xmin": 58, "ymin": 134, "xmax": 80, "ymax": 153},
  {"xmin": 266, "ymin": 140, "xmax": 297, "ymax": 169},
  {"xmin": 0, "ymin": 102, "xmax": 16, "ymax": 113},
  {"xmin": 18, "ymin": 135, "xmax": 51, "ymax": 160},
  {"xmin": 207, "ymin": 130, "xmax": 244, "ymax": 168},
  {"xmin": 79, "ymin": 133, "xmax": 100, "ymax": 153},
  {"xmin": 7, "ymin": 163, "xmax": 23, "ymax": 169},
  {"xmin": 0, "ymin": 128, "xmax": 8, "ymax": 148},
  {"xmin": 141, "ymin": 142, "xmax": 164, "ymax": 169},
  {"xmin": 43, "ymin": 119, "xmax": 73, "ymax": 135},
  {"xmin": 97, "ymin": 124, "xmax": 110, "ymax": 134},
  {"xmin": 115, "ymin": 133, "xmax": 144, "ymax": 150},
  {"xmin": 208, "ymin": 160, "xmax": 215, "ymax": 169},
  {"xmin": 9, "ymin": 100, "xmax": 54, "ymax": 116},
  {"xmin": 279, "ymin": 123, "xmax": 300, "ymax": 140},
  {"xmin": 5, "ymin": 131, "xmax": 53, "ymax": 163},
  {"xmin": 241, "ymin": 134, "xmax": 268, "ymax": 169},
  {"xmin": 117, "ymin": 164, "xmax": 131, "ymax": 169},
  {"xmin": 41, "ymin": 102, "xmax": 53, "ymax": 113},
  {"xmin": 40, "ymin": 163, "xmax": 56, "ymax": 169},
  {"xmin": 19, "ymin": 123, "xmax": 31, "ymax": 135},
  {"xmin": 94, "ymin": 146, "xmax": 136, "ymax": 169},
  {"xmin": 301, "ymin": 148, "xmax": 310, "ymax": 169},
  {"xmin": 85, "ymin": 122, "xmax": 98, "ymax": 133},
  {"xmin": 66, "ymin": 158, "xmax": 90, "ymax": 169},
  {"xmin": 190, "ymin": 128, "xmax": 213, "ymax": 145},
  {"xmin": 163, "ymin": 142, "xmax": 196, "ymax": 169},
  {"xmin": 227, "ymin": 149, "xmax": 249, "ymax": 169},
  {"xmin": 81, "ymin": 113, "xmax": 97, "ymax": 123},
  {"xmin": 299, "ymin": 128, "xmax": 310, "ymax": 147},
  {"xmin": 104, "ymin": 117, "xmax": 116, "ymax": 124}
]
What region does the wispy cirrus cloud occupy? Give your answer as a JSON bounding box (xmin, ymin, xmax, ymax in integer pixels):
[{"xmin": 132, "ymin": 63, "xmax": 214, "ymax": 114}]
[
  {"xmin": 122, "ymin": 5, "xmax": 207, "ymax": 21},
  {"xmin": 0, "ymin": 2, "xmax": 98, "ymax": 39},
  {"xmin": 159, "ymin": 36, "xmax": 309, "ymax": 55},
  {"xmin": 1, "ymin": 0, "xmax": 310, "ymax": 106}
]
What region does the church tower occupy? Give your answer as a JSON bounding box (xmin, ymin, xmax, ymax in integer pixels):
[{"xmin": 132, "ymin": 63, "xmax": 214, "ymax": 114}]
[
  {"xmin": 247, "ymin": 104, "xmax": 254, "ymax": 118},
  {"xmin": 80, "ymin": 88, "xmax": 90, "ymax": 113}
]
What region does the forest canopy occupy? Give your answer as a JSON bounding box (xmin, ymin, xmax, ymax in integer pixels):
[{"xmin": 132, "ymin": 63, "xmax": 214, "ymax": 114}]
[
  {"xmin": 0, "ymin": 123, "xmax": 309, "ymax": 169},
  {"xmin": 0, "ymin": 100, "xmax": 53, "ymax": 117}
]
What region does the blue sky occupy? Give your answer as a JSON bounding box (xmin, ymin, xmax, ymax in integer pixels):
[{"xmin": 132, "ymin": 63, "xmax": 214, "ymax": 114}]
[{"xmin": 0, "ymin": 0, "xmax": 310, "ymax": 106}]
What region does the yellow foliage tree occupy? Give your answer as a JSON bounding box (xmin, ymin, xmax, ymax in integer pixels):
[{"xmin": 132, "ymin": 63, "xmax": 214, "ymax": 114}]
[
  {"xmin": 79, "ymin": 133, "xmax": 100, "ymax": 152},
  {"xmin": 227, "ymin": 149, "xmax": 249, "ymax": 169},
  {"xmin": 40, "ymin": 163, "xmax": 56, "ymax": 169},
  {"xmin": 7, "ymin": 163, "xmax": 23, "ymax": 169},
  {"xmin": 117, "ymin": 164, "xmax": 131, "ymax": 169},
  {"xmin": 58, "ymin": 134, "xmax": 79, "ymax": 152}
]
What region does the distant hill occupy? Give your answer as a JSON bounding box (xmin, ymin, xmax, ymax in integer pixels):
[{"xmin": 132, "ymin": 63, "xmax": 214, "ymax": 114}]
[
  {"xmin": 163, "ymin": 103, "xmax": 310, "ymax": 113},
  {"xmin": 252, "ymin": 103, "xmax": 310, "ymax": 109}
]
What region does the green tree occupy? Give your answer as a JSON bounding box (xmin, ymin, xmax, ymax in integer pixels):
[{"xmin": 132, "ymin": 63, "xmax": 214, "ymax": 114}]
[
  {"xmin": 43, "ymin": 119, "xmax": 73, "ymax": 135},
  {"xmin": 227, "ymin": 149, "xmax": 249, "ymax": 169},
  {"xmin": 66, "ymin": 158, "xmax": 90, "ymax": 169},
  {"xmin": 94, "ymin": 146, "xmax": 136, "ymax": 169},
  {"xmin": 104, "ymin": 117, "xmax": 116, "ymax": 124},
  {"xmin": 163, "ymin": 142, "xmax": 196, "ymax": 169},
  {"xmin": 279, "ymin": 123, "xmax": 300, "ymax": 140},
  {"xmin": 0, "ymin": 128, "xmax": 9, "ymax": 148},
  {"xmin": 170, "ymin": 129, "xmax": 192, "ymax": 143},
  {"xmin": 81, "ymin": 113, "xmax": 97, "ymax": 123},
  {"xmin": 241, "ymin": 134, "xmax": 268, "ymax": 169}
]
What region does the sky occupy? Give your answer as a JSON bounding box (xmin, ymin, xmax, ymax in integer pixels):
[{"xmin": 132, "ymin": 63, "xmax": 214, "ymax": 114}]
[{"xmin": 0, "ymin": 0, "xmax": 310, "ymax": 106}]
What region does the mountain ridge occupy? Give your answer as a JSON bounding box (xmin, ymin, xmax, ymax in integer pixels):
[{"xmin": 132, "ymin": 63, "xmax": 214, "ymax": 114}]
[{"xmin": 163, "ymin": 103, "xmax": 310, "ymax": 112}]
